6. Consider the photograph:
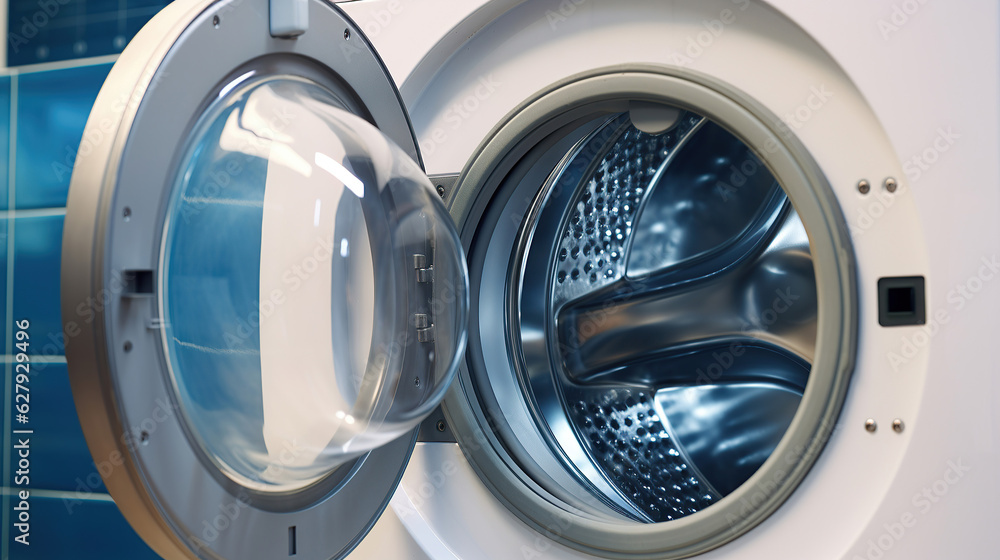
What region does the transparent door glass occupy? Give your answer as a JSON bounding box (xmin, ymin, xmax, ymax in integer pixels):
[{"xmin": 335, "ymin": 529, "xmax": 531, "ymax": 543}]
[{"xmin": 159, "ymin": 74, "xmax": 467, "ymax": 492}]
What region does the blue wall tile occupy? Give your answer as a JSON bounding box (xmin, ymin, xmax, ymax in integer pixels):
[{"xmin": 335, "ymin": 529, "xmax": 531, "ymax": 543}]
[
  {"xmin": 7, "ymin": 0, "xmax": 173, "ymax": 67},
  {"xmin": 2, "ymin": 7, "xmax": 180, "ymax": 556},
  {"xmin": 11, "ymin": 362, "xmax": 106, "ymax": 493},
  {"xmin": 6, "ymin": 494, "xmax": 159, "ymax": 559},
  {"xmin": 12, "ymin": 214, "xmax": 64, "ymax": 356},
  {"xmin": 15, "ymin": 64, "xmax": 111, "ymax": 209}
]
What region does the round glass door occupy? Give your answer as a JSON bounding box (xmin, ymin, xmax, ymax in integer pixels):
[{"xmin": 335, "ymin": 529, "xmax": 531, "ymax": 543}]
[
  {"xmin": 160, "ymin": 74, "xmax": 468, "ymax": 492},
  {"xmin": 60, "ymin": 0, "xmax": 469, "ymax": 556}
]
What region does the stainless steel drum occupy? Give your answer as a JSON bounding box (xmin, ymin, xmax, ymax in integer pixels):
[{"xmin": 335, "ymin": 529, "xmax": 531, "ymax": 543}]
[{"xmin": 513, "ymin": 111, "xmax": 815, "ymax": 522}]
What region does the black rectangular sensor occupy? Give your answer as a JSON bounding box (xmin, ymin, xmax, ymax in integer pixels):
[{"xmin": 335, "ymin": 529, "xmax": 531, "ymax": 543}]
[
  {"xmin": 886, "ymin": 286, "xmax": 915, "ymax": 313},
  {"xmin": 878, "ymin": 276, "xmax": 926, "ymax": 326}
]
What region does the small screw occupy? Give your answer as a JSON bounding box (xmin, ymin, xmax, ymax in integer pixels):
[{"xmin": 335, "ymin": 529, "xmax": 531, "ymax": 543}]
[
  {"xmin": 436, "ymin": 185, "xmax": 446, "ymax": 198},
  {"xmin": 123, "ymin": 207, "xmax": 131, "ymax": 221},
  {"xmin": 344, "ymin": 28, "xmax": 350, "ymax": 40},
  {"xmin": 140, "ymin": 431, "xmax": 150, "ymax": 445},
  {"xmin": 436, "ymin": 420, "xmax": 446, "ymax": 432},
  {"xmin": 884, "ymin": 177, "xmax": 897, "ymax": 193},
  {"xmin": 123, "ymin": 340, "xmax": 133, "ymax": 353},
  {"xmin": 414, "ymin": 377, "xmax": 420, "ymax": 388},
  {"xmin": 857, "ymin": 179, "xmax": 870, "ymax": 194},
  {"xmin": 865, "ymin": 418, "xmax": 877, "ymax": 433},
  {"xmin": 212, "ymin": 15, "xmax": 220, "ymax": 28},
  {"xmin": 892, "ymin": 418, "xmax": 905, "ymax": 433}
]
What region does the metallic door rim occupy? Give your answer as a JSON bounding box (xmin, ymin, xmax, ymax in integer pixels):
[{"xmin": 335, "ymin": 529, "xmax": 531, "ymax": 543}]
[{"xmin": 60, "ymin": 0, "xmax": 421, "ymax": 558}]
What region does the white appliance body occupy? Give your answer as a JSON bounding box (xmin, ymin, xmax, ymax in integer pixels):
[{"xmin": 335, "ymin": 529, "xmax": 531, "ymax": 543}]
[{"xmin": 341, "ymin": 1, "xmax": 1000, "ymax": 559}]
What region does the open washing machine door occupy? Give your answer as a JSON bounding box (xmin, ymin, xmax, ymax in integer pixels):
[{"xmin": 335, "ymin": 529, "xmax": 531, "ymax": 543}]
[{"xmin": 59, "ymin": 0, "xmax": 468, "ymax": 558}]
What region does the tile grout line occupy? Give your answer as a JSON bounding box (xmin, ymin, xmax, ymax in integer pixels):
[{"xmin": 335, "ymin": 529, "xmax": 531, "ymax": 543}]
[
  {"xmin": 0, "ymin": 487, "xmax": 114, "ymax": 503},
  {"xmin": 0, "ymin": 208, "xmax": 66, "ymax": 219},
  {"xmin": 1, "ymin": 54, "xmax": 120, "ymax": 78},
  {"xmin": 2, "ymin": 72, "xmax": 17, "ymax": 560},
  {"xmin": 0, "ymin": 356, "xmax": 65, "ymax": 364}
]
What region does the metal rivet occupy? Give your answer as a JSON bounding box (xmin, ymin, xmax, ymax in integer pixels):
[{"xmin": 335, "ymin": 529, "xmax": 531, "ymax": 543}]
[
  {"xmin": 123, "ymin": 341, "xmax": 132, "ymax": 353},
  {"xmin": 140, "ymin": 431, "xmax": 150, "ymax": 445},
  {"xmin": 344, "ymin": 28, "xmax": 350, "ymax": 40},
  {"xmin": 414, "ymin": 377, "xmax": 421, "ymax": 388},
  {"xmin": 436, "ymin": 184, "xmax": 446, "ymax": 198},
  {"xmin": 892, "ymin": 418, "xmax": 904, "ymax": 433},
  {"xmin": 884, "ymin": 177, "xmax": 897, "ymax": 193},
  {"xmin": 857, "ymin": 179, "xmax": 870, "ymax": 194},
  {"xmin": 436, "ymin": 420, "xmax": 446, "ymax": 432},
  {"xmin": 865, "ymin": 418, "xmax": 877, "ymax": 433},
  {"xmin": 212, "ymin": 15, "xmax": 220, "ymax": 28},
  {"xmin": 123, "ymin": 207, "xmax": 131, "ymax": 221}
]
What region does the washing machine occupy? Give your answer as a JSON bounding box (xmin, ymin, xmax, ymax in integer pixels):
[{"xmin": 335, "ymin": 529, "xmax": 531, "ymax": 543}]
[{"xmin": 60, "ymin": 0, "xmax": 999, "ymax": 559}]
